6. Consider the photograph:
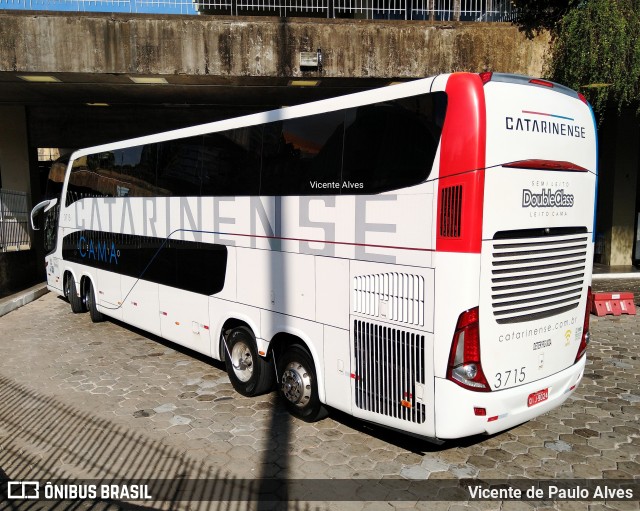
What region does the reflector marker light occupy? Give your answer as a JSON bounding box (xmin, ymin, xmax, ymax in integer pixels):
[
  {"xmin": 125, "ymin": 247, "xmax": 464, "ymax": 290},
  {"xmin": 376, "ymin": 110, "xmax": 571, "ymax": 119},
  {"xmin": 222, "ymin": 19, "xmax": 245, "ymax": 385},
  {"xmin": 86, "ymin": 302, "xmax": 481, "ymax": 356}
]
[
  {"xmin": 258, "ymin": 350, "xmax": 266, "ymax": 356},
  {"xmin": 488, "ymin": 416, "xmax": 499, "ymax": 422},
  {"xmin": 565, "ymin": 384, "xmax": 577, "ymax": 395},
  {"xmin": 474, "ymin": 407, "xmax": 487, "ymax": 416},
  {"xmin": 350, "ymin": 373, "xmax": 360, "ymax": 381},
  {"xmin": 161, "ymin": 311, "xmax": 167, "ymax": 316},
  {"xmin": 175, "ymin": 322, "xmax": 180, "ymax": 326},
  {"xmin": 401, "ymin": 400, "xmax": 412, "ymax": 409}
]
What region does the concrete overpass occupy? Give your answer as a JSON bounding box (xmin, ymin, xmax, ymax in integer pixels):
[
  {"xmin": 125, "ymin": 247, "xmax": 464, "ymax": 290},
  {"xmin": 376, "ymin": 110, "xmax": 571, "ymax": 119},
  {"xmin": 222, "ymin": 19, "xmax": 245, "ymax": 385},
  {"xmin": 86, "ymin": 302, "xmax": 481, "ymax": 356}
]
[{"xmin": 0, "ymin": 10, "xmax": 552, "ymax": 294}]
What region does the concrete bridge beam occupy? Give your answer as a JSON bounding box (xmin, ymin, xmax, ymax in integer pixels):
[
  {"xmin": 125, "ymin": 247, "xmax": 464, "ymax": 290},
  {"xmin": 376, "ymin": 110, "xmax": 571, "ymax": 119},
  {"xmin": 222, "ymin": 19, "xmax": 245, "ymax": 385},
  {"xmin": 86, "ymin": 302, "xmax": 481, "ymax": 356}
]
[{"xmin": 0, "ymin": 12, "xmax": 549, "ymax": 79}]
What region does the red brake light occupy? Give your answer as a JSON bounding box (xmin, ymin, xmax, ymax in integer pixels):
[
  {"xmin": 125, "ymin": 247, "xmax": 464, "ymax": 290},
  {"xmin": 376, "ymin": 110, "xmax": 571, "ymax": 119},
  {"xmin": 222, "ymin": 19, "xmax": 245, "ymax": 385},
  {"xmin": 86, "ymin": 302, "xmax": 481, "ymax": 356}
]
[
  {"xmin": 578, "ymin": 92, "xmax": 588, "ymax": 104},
  {"xmin": 529, "ymin": 78, "xmax": 554, "ymax": 88},
  {"xmin": 479, "ymin": 72, "xmax": 493, "ymax": 85},
  {"xmin": 575, "ymin": 286, "xmax": 592, "ymax": 362},
  {"xmin": 447, "ymin": 307, "xmax": 490, "ymax": 392},
  {"xmin": 503, "ymin": 159, "xmax": 588, "ymax": 172}
]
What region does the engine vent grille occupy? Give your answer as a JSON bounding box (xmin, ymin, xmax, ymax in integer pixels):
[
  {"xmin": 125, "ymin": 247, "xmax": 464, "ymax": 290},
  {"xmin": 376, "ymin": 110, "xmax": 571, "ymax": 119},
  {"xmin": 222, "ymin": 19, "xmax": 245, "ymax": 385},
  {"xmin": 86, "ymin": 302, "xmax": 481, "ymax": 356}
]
[
  {"xmin": 440, "ymin": 185, "xmax": 462, "ymax": 238},
  {"xmin": 353, "ymin": 320, "xmax": 426, "ymax": 424},
  {"xmin": 491, "ymin": 233, "xmax": 588, "ymax": 323},
  {"xmin": 353, "ymin": 273, "xmax": 424, "ymax": 327}
]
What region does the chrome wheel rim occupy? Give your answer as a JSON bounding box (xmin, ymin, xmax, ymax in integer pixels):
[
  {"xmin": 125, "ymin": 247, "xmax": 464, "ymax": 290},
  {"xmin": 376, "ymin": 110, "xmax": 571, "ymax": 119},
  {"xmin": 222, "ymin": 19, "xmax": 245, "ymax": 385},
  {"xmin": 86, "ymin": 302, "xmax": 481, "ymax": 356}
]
[
  {"xmin": 231, "ymin": 341, "xmax": 253, "ymax": 382},
  {"xmin": 281, "ymin": 361, "xmax": 311, "ymax": 408}
]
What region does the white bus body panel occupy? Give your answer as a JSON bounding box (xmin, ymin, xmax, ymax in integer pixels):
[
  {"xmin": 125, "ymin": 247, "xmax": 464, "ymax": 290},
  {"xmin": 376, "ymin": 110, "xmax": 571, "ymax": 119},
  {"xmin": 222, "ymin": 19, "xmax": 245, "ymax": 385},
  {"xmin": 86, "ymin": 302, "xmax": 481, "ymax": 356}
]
[
  {"xmin": 121, "ymin": 276, "xmax": 160, "ymax": 337},
  {"xmin": 478, "ymin": 80, "xmax": 596, "ymax": 390},
  {"xmin": 96, "ymin": 269, "xmax": 122, "ymax": 320},
  {"xmin": 434, "ymin": 356, "xmax": 585, "ymax": 439}
]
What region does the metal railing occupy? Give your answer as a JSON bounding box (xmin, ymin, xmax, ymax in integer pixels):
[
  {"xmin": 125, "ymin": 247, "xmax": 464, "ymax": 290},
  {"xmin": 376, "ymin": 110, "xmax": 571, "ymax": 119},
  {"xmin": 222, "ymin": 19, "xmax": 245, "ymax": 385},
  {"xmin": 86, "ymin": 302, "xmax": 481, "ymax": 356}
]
[
  {"xmin": 0, "ymin": 189, "xmax": 31, "ymax": 253},
  {"xmin": 0, "ymin": 0, "xmax": 516, "ymax": 20}
]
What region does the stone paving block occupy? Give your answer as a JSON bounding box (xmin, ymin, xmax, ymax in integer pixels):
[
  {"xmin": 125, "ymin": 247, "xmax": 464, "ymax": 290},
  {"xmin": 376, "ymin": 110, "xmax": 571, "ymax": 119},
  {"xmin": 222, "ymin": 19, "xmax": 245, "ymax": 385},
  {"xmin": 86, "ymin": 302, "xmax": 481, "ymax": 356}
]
[{"xmin": 1, "ymin": 283, "xmax": 640, "ymax": 510}]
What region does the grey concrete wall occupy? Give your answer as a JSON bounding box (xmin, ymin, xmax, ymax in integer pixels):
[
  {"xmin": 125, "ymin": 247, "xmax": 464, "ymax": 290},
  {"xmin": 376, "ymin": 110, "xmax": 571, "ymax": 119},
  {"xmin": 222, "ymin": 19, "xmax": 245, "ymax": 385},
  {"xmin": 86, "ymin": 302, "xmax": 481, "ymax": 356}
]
[{"xmin": 0, "ymin": 12, "xmax": 550, "ymax": 78}]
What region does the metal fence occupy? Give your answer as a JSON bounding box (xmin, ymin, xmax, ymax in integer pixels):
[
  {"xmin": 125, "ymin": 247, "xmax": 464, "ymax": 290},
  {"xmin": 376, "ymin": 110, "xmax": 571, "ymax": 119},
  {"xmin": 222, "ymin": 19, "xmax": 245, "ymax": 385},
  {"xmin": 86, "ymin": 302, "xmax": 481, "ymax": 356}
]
[
  {"xmin": 0, "ymin": 0, "xmax": 516, "ymax": 20},
  {"xmin": 0, "ymin": 190, "xmax": 31, "ymax": 253}
]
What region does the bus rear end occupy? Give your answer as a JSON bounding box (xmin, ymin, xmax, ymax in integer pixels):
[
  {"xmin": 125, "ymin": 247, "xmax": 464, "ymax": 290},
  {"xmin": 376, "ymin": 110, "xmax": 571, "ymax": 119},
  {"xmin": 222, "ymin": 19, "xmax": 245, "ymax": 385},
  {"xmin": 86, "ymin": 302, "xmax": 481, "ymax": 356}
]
[{"xmin": 434, "ymin": 73, "xmax": 597, "ymax": 438}]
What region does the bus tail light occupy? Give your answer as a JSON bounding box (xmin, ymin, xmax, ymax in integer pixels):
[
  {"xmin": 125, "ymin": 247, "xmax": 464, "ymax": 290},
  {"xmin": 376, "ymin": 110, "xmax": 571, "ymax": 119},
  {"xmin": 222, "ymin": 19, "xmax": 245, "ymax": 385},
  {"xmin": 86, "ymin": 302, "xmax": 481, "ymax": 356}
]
[
  {"xmin": 575, "ymin": 286, "xmax": 592, "ymax": 362},
  {"xmin": 479, "ymin": 72, "xmax": 493, "ymax": 85},
  {"xmin": 529, "ymin": 78, "xmax": 554, "ymax": 88},
  {"xmin": 502, "ymin": 159, "xmax": 588, "ymax": 172},
  {"xmin": 447, "ymin": 307, "xmax": 491, "ymax": 392}
]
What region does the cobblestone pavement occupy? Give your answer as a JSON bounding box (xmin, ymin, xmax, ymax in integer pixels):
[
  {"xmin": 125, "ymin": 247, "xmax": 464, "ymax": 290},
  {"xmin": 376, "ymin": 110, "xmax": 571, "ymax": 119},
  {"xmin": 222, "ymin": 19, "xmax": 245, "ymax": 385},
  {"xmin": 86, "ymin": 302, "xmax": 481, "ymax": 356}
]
[{"xmin": 0, "ymin": 280, "xmax": 639, "ymax": 511}]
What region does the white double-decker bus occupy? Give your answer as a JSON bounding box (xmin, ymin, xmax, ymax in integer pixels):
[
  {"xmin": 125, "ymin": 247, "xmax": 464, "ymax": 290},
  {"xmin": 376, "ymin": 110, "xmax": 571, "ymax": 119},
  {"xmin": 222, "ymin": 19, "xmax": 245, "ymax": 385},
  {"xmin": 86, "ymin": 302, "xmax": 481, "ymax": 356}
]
[{"xmin": 32, "ymin": 72, "xmax": 597, "ymax": 439}]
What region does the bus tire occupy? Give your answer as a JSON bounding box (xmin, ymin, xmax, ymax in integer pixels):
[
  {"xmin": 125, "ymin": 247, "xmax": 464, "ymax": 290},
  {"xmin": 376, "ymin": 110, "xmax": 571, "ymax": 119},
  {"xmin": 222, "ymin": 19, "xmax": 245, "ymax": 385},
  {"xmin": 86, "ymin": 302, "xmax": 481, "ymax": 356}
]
[
  {"xmin": 65, "ymin": 273, "xmax": 85, "ymax": 314},
  {"xmin": 278, "ymin": 345, "xmax": 327, "ymax": 422},
  {"xmin": 85, "ymin": 280, "xmax": 105, "ymax": 323},
  {"xmin": 224, "ymin": 327, "xmax": 274, "ymax": 397}
]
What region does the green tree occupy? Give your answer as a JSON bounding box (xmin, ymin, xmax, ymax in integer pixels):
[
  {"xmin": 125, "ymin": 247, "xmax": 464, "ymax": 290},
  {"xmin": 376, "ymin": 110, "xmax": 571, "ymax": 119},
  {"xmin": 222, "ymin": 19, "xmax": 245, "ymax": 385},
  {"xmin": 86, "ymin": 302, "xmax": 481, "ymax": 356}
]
[
  {"xmin": 549, "ymin": 0, "xmax": 640, "ymax": 113},
  {"xmin": 514, "ymin": 0, "xmax": 640, "ymax": 114}
]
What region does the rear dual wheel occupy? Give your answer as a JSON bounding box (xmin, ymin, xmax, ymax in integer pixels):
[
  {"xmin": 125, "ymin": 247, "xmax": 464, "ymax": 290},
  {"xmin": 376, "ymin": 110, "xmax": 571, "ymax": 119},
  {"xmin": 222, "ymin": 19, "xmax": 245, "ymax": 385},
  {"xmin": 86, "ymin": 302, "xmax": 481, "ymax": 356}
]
[
  {"xmin": 64, "ymin": 273, "xmax": 85, "ymax": 314},
  {"xmin": 224, "ymin": 327, "xmax": 274, "ymax": 396},
  {"xmin": 83, "ymin": 280, "xmax": 104, "ymax": 323},
  {"xmin": 278, "ymin": 345, "xmax": 326, "ymax": 422}
]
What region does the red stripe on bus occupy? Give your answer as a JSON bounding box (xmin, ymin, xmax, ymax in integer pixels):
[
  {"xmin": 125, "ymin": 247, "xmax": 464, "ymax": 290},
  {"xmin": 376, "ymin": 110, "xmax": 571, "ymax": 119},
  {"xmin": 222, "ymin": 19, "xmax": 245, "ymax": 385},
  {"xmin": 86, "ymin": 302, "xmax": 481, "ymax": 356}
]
[
  {"xmin": 214, "ymin": 232, "xmax": 434, "ymax": 252},
  {"xmin": 436, "ymin": 73, "xmax": 486, "ymax": 254}
]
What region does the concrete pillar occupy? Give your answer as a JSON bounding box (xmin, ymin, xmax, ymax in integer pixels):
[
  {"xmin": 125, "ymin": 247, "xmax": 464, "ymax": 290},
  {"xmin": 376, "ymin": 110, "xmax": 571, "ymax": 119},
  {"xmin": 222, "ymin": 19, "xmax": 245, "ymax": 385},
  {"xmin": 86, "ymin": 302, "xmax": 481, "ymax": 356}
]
[
  {"xmin": 597, "ymin": 109, "xmax": 640, "ymax": 266},
  {"xmin": 0, "ymin": 106, "xmax": 31, "ymax": 197}
]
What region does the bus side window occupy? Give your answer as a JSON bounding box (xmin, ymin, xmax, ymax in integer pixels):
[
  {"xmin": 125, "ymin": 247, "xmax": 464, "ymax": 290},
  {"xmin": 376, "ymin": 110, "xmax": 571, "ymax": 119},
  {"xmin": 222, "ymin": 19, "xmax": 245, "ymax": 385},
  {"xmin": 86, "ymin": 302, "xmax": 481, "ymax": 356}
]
[
  {"xmin": 66, "ymin": 144, "xmax": 163, "ymax": 206},
  {"xmin": 261, "ymin": 111, "xmax": 345, "ymax": 196},
  {"xmin": 201, "ymin": 126, "xmax": 262, "ymax": 196},
  {"xmin": 342, "ymin": 93, "xmax": 446, "ymax": 194},
  {"xmin": 157, "ymin": 137, "xmax": 204, "ymax": 197}
]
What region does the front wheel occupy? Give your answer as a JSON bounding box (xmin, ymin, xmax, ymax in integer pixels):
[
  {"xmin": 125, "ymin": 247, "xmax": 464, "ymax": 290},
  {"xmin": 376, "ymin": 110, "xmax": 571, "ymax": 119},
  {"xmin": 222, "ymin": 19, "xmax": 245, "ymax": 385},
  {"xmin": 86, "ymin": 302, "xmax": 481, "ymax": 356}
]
[
  {"xmin": 278, "ymin": 345, "xmax": 326, "ymax": 422},
  {"xmin": 224, "ymin": 327, "xmax": 274, "ymax": 397}
]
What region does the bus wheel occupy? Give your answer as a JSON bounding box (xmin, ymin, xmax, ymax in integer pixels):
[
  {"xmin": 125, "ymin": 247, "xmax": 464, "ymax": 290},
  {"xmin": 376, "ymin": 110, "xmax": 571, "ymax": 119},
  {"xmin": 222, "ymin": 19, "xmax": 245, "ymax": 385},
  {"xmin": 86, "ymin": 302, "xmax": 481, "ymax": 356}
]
[
  {"xmin": 278, "ymin": 345, "xmax": 326, "ymax": 422},
  {"xmin": 65, "ymin": 273, "xmax": 85, "ymax": 314},
  {"xmin": 224, "ymin": 327, "xmax": 274, "ymax": 397},
  {"xmin": 84, "ymin": 280, "xmax": 105, "ymax": 323}
]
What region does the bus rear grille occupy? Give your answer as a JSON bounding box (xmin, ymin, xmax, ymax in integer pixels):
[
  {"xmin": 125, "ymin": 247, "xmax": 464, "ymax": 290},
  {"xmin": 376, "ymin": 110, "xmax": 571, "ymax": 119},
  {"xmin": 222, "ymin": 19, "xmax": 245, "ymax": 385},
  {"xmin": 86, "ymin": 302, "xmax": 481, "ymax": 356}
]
[
  {"xmin": 353, "ymin": 273, "xmax": 424, "ymax": 327},
  {"xmin": 491, "ymin": 233, "xmax": 588, "ymax": 323},
  {"xmin": 353, "ymin": 320, "xmax": 426, "ymax": 424}
]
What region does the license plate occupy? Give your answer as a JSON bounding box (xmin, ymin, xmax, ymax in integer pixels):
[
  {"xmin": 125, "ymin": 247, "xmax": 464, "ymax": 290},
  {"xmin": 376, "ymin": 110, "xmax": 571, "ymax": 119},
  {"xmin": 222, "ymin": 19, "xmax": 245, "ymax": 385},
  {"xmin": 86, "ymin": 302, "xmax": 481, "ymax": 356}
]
[{"xmin": 527, "ymin": 388, "xmax": 548, "ymax": 407}]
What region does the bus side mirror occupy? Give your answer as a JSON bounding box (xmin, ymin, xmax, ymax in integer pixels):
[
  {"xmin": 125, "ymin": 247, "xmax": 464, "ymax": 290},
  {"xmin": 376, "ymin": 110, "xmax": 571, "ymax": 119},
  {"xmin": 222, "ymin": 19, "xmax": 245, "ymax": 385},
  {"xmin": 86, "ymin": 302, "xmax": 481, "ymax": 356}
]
[{"xmin": 30, "ymin": 198, "xmax": 58, "ymax": 231}]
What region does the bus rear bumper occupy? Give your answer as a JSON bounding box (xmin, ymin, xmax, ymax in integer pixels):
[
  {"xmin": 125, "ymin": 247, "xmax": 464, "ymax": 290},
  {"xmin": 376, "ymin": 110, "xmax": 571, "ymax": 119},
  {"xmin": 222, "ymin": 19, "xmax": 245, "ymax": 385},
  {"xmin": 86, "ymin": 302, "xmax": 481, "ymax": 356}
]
[{"xmin": 433, "ymin": 356, "xmax": 586, "ymax": 439}]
